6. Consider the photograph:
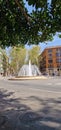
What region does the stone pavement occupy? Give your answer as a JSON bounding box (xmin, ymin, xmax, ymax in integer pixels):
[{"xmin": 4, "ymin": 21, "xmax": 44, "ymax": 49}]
[{"xmin": 0, "ymin": 78, "xmax": 61, "ymax": 130}]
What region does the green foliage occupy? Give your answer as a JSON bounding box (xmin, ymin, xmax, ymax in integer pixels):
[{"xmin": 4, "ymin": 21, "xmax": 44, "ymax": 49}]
[
  {"xmin": 26, "ymin": 0, "xmax": 47, "ymax": 9},
  {"xmin": 0, "ymin": 0, "xmax": 61, "ymax": 47},
  {"xmin": 58, "ymin": 34, "xmax": 61, "ymax": 38},
  {"xmin": 28, "ymin": 45, "xmax": 40, "ymax": 65},
  {"xmin": 0, "ymin": 0, "xmax": 29, "ymax": 47},
  {"xmin": 2, "ymin": 50, "xmax": 9, "ymax": 76},
  {"xmin": 9, "ymin": 46, "xmax": 26, "ymax": 75}
]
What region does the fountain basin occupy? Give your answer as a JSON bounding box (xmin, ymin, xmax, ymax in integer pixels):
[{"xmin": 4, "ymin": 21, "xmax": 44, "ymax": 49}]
[
  {"xmin": 8, "ymin": 76, "xmax": 47, "ymax": 80},
  {"xmin": 9, "ymin": 60, "xmax": 47, "ymax": 80}
]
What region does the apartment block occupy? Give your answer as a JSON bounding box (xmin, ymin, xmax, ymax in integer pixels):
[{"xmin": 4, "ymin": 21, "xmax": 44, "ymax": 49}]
[{"xmin": 39, "ymin": 46, "xmax": 61, "ymax": 76}]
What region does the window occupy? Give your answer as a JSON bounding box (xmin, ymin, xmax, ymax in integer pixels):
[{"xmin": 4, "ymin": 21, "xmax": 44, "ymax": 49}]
[
  {"xmin": 49, "ymin": 53, "xmax": 52, "ymax": 56},
  {"xmin": 56, "ymin": 58, "xmax": 61, "ymax": 63},
  {"xmin": 56, "ymin": 48, "xmax": 61, "ymax": 52},
  {"xmin": 57, "ymin": 64, "xmax": 61, "ymax": 68},
  {"xmin": 48, "ymin": 64, "xmax": 53, "ymax": 68},
  {"xmin": 56, "ymin": 53, "xmax": 59, "ymax": 57},
  {"xmin": 56, "ymin": 48, "xmax": 61, "ymax": 56},
  {"xmin": 48, "ymin": 49, "xmax": 52, "ymax": 53},
  {"xmin": 56, "ymin": 53, "xmax": 61, "ymax": 57},
  {"xmin": 48, "ymin": 53, "xmax": 52, "ymax": 58},
  {"xmin": 48, "ymin": 59, "xmax": 53, "ymax": 63}
]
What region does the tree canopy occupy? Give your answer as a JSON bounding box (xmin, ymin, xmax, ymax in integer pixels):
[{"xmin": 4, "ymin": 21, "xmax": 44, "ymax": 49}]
[
  {"xmin": 0, "ymin": 0, "xmax": 61, "ymax": 47},
  {"xmin": 9, "ymin": 46, "xmax": 26, "ymax": 75},
  {"xmin": 28, "ymin": 45, "xmax": 40, "ymax": 65}
]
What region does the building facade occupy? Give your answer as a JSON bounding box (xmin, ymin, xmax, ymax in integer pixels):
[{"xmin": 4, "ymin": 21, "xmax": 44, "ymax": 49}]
[{"xmin": 39, "ymin": 46, "xmax": 61, "ymax": 76}]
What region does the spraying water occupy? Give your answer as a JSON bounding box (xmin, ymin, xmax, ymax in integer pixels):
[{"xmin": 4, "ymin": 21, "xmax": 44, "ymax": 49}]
[
  {"xmin": 18, "ymin": 60, "xmax": 41, "ymax": 76},
  {"xmin": 28, "ymin": 60, "xmax": 32, "ymax": 76}
]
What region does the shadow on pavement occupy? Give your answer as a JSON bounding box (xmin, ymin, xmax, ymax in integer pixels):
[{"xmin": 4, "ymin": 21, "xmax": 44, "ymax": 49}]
[{"xmin": 0, "ymin": 89, "xmax": 61, "ymax": 130}]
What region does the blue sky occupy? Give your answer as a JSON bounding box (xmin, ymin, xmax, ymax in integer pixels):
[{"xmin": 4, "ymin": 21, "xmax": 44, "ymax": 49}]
[
  {"xmin": 24, "ymin": 0, "xmax": 61, "ymax": 52},
  {"xmin": 24, "ymin": 0, "xmax": 34, "ymax": 13},
  {"xmin": 39, "ymin": 35, "xmax": 61, "ymax": 52}
]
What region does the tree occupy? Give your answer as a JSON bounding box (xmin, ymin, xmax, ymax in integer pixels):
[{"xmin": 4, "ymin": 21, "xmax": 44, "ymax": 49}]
[
  {"xmin": 28, "ymin": 45, "xmax": 40, "ymax": 65},
  {"xmin": 0, "ymin": 0, "xmax": 61, "ymax": 47},
  {"xmin": 9, "ymin": 46, "xmax": 26, "ymax": 75},
  {"xmin": 2, "ymin": 51, "xmax": 9, "ymax": 76}
]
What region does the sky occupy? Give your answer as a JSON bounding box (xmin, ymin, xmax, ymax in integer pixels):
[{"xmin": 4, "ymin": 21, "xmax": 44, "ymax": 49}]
[
  {"xmin": 24, "ymin": 0, "xmax": 61, "ymax": 52},
  {"xmin": 39, "ymin": 35, "xmax": 61, "ymax": 52}
]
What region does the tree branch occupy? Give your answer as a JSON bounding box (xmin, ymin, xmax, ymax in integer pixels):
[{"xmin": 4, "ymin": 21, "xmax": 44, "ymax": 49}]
[{"xmin": 15, "ymin": 0, "xmax": 30, "ymax": 23}]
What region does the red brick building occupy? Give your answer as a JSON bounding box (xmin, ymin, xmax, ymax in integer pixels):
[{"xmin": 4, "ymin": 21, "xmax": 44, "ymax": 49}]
[{"xmin": 39, "ymin": 46, "xmax": 61, "ymax": 76}]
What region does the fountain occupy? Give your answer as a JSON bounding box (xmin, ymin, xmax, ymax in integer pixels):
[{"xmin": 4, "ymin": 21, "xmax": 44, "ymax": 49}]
[
  {"xmin": 18, "ymin": 60, "xmax": 41, "ymax": 77},
  {"xmin": 9, "ymin": 60, "xmax": 47, "ymax": 80},
  {"xmin": 28, "ymin": 60, "xmax": 32, "ymax": 76}
]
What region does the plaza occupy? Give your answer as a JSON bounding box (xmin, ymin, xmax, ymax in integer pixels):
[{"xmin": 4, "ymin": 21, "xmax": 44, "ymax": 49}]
[{"xmin": 0, "ymin": 77, "xmax": 61, "ymax": 130}]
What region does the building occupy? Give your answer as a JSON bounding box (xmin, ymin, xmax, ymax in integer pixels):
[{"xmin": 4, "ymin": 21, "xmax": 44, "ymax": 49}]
[{"xmin": 39, "ymin": 46, "xmax": 61, "ymax": 76}]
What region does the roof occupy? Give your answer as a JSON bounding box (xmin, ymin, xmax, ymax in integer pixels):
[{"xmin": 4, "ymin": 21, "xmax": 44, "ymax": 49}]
[{"xmin": 39, "ymin": 45, "xmax": 61, "ymax": 56}]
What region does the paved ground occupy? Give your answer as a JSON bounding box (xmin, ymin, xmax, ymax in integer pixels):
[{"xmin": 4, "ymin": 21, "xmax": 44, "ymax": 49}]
[{"xmin": 0, "ymin": 77, "xmax": 61, "ymax": 130}]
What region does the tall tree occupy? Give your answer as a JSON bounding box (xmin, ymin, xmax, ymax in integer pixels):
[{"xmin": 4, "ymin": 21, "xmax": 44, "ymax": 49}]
[
  {"xmin": 0, "ymin": 0, "xmax": 61, "ymax": 47},
  {"xmin": 28, "ymin": 45, "xmax": 40, "ymax": 65},
  {"xmin": 2, "ymin": 51, "xmax": 9, "ymax": 76},
  {"xmin": 9, "ymin": 46, "xmax": 26, "ymax": 75}
]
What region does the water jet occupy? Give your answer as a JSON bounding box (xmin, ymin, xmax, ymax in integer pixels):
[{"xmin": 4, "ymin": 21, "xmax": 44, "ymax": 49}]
[
  {"xmin": 18, "ymin": 60, "xmax": 41, "ymax": 77},
  {"xmin": 9, "ymin": 60, "xmax": 47, "ymax": 80}
]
